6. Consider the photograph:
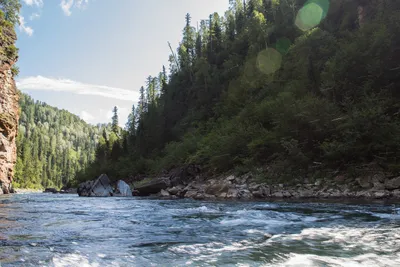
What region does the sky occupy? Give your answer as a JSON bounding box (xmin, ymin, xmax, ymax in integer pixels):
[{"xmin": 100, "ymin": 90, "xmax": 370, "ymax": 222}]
[{"xmin": 15, "ymin": 0, "xmax": 229, "ymax": 127}]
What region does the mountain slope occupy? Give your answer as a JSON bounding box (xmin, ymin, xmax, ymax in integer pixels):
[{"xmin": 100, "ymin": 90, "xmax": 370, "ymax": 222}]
[
  {"xmin": 14, "ymin": 93, "xmax": 106, "ymax": 189},
  {"xmin": 82, "ymin": 0, "xmax": 400, "ymax": 184}
]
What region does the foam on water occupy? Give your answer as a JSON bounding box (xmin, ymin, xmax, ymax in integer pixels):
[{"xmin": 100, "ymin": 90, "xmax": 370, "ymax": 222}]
[
  {"xmin": 185, "ymin": 205, "xmax": 220, "ymax": 213},
  {"xmin": 273, "ymin": 226, "xmax": 400, "ymax": 253},
  {"xmin": 1, "ymin": 194, "xmax": 400, "ymax": 266},
  {"xmin": 266, "ymin": 252, "xmax": 400, "ymax": 267},
  {"xmin": 52, "ymin": 254, "xmax": 100, "ymax": 267}
]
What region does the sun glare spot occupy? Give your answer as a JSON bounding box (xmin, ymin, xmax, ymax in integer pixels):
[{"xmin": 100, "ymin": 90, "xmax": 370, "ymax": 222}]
[
  {"xmin": 256, "ymin": 48, "xmax": 282, "ymax": 75},
  {"xmin": 295, "ymin": 0, "xmax": 330, "ymax": 31}
]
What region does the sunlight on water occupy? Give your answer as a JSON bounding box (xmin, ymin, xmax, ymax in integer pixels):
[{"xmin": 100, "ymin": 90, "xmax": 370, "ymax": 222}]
[
  {"xmin": 0, "ymin": 194, "xmax": 399, "ymax": 266},
  {"xmin": 256, "ymin": 48, "xmax": 282, "ymax": 75},
  {"xmin": 295, "ymin": 0, "xmax": 330, "ymax": 31},
  {"xmin": 52, "ymin": 254, "xmax": 100, "ymax": 267}
]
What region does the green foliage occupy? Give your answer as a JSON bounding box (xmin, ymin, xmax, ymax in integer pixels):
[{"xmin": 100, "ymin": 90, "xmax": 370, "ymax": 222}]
[
  {"xmin": 11, "ymin": 64, "xmax": 19, "ymax": 76},
  {"xmin": 0, "ymin": 0, "xmax": 21, "ymax": 26},
  {"xmin": 15, "ymin": 94, "xmax": 105, "ymax": 189},
  {"xmin": 80, "ymin": 0, "xmax": 400, "ymax": 183},
  {"xmin": 4, "ymin": 44, "xmax": 17, "ymax": 59},
  {"xmin": 0, "ymin": 8, "xmax": 18, "ymax": 64}
]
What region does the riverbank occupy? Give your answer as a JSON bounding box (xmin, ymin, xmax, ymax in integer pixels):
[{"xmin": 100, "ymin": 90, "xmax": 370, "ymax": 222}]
[{"xmin": 134, "ymin": 167, "xmax": 400, "ymax": 200}]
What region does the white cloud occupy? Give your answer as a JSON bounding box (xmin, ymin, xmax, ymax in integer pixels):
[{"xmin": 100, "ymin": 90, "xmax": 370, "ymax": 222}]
[
  {"xmin": 23, "ymin": 0, "xmax": 43, "ymax": 7},
  {"xmin": 60, "ymin": 0, "xmax": 74, "ymax": 16},
  {"xmin": 60, "ymin": 0, "xmax": 89, "ymax": 16},
  {"xmin": 80, "ymin": 110, "xmax": 95, "ymax": 122},
  {"xmin": 29, "ymin": 13, "xmax": 41, "ymax": 20},
  {"xmin": 16, "ymin": 76, "xmax": 139, "ymax": 102},
  {"xmin": 75, "ymin": 0, "xmax": 89, "ymax": 9},
  {"xmin": 19, "ymin": 16, "xmax": 34, "ymax": 36}
]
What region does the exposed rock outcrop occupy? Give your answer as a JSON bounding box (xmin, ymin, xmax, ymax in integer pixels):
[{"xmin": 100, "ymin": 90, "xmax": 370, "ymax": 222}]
[
  {"xmin": 78, "ymin": 174, "xmax": 114, "ymax": 197},
  {"xmin": 78, "ymin": 175, "xmax": 134, "ymax": 197},
  {"xmin": 114, "ymin": 180, "xmax": 133, "ymax": 197},
  {"xmin": 132, "ymin": 165, "xmax": 400, "ymax": 200},
  {"xmin": 134, "ymin": 178, "xmax": 170, "ymax": 196},
  {"xmin": 0, "ymin": 23, "xmax": 19, "ymax": 195}
]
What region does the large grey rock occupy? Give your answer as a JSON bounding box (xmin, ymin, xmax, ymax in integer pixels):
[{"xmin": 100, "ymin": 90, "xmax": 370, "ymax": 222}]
[
  {"xmin": 251, "ymin": 186, "xmax": 271, "ymax": 198},
  {"xmin": 160, "ymin": 189, "xmax": 170, "ymax": 197},
  {"xmin": 135, "ymin": 178, "xmax": 170, "ymax": 196},
  {"xmin": 385, "ymin": 177, "xmax": 400, "ymax": 190},
  {"xmin": 168, "ymin": 185, "xmax": 184, "ymax": 195},
  {"xmin": 226, "ymin": 188, "xmax": 239, "ymax": 199},
  {"xmin": 252, "ymin": 189, "xmax": 265, "ymax": 199},
  {"xmin": 90, "ymin": 174, "xmax": 113, "ymax": 197},
  {"xmin": 184, "ymin": 190, "xmax": 199, "ymax": 199},
  {"xmin": 372, "ymin": 190, "xmax": 390, "ymax": 199},
  {"xmin": 272, "ymin": 191, "xmax": 284, "ymax": 198},
  {"xmin": 115, "ymin": 180, "xmax": 133, "ymax": 197},
  {"xmin": 238, "ymin": 189, "xmax": 253, "ymax": 199},
  {"xmin": 78, "ymin": 174, "xmax": 113, "ymax": 197},
  {"xmin": 298, "ymin": 189, "xmax": 315, "ymax": 198},
  {"xmin": 392, "ymin": 190, "xmax": 400, "ymax": 198},
  {"xmin": 205, "ymin": 180, "xmax": 231, "ymax": 196},
  {"xmin": 356, "ymin": 177, "xmax": 371, "ymax": 189}
]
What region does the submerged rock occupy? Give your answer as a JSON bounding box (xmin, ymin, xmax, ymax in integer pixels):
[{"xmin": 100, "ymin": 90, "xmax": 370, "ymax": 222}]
[
  {"xmin": 78, "ymin": 174, "xmax": 113, "ymax": 197},
  {"xmin": 114, "ymin": 180, "xmax": 133, "ymax": 197}
]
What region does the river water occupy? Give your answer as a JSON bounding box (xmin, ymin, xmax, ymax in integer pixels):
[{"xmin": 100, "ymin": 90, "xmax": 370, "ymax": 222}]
[{"xmin": 0, "ymin": 193, "xmax": 399, "ymax": 267}]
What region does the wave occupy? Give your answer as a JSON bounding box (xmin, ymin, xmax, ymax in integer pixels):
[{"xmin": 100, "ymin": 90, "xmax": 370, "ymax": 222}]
[
  {"xmin": 265, "ymin": 252, "xmax": 400, "ymax": 267},
  {"xmin": 52, "ymin": 253, "xmax": 100, "ymax": 267}
]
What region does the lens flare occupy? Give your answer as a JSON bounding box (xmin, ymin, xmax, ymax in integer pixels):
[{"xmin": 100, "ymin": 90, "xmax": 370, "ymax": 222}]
[
  {"xmin": 295, "ymin": 0, "xmax": 330, "ymax": 31},
  {"xmin": 256, "ymin": 48, "xmax": 282, "ymax": 75},
  {"xmin": 275, "ymin": 38, "xmax": 292, "ymax": 55}
]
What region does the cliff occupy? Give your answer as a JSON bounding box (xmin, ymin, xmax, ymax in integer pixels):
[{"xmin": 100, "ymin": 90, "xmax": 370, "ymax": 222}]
[{"xmin": 0, "ymin": 14, "xmax": 19, "ymax": 194}]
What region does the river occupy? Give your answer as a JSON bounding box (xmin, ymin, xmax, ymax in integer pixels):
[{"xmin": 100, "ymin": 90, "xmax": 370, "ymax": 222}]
[{"xmin": 0, "ymin": 193, "xmax": 399, "ymax": 266}]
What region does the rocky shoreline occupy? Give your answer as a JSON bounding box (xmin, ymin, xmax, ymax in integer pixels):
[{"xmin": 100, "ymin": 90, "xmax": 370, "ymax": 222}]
[
  {"xmin": 73, "ymin": 165, "xmax": 400, "ymax": 200},
  {"xmin": 133, "ymin": 166, "xmax": 400, "ymax": 200}
]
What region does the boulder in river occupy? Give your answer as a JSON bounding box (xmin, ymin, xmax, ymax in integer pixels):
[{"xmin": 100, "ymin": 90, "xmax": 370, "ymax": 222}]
[
  {"xmin": 114, "ymin": 180, "xmax": 133, "ymax": 197},
  {"xmin": 78, "ymin": 174, "xmax": 113, "ymax": 197},
  {"xmin": 135, "ymin": 178, "xmax": 170, "ymax": 196}
]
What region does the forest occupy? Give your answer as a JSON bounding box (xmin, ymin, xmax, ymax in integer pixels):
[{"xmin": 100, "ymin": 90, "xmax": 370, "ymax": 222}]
[
  {"xmin": 11, "ymin": 0, "xmax": 400, "ymax": 188},
  {"xmin": 14, "ymin": 94, "xmax": 112, "ymax": 189},
  {"xmin": 76, "ymin": 0, "xmax": 400, "ymax": 185}
]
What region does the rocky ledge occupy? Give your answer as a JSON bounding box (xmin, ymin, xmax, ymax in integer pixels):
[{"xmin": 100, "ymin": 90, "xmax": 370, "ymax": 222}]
[{"xmin": 134, "ymin": 166, "xmax": 400, "ymax": 200}]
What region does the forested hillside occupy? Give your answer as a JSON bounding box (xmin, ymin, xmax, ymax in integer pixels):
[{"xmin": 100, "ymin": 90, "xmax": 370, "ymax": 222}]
[
  {"xmin": 14, "ymin": 93, "xmax": 109, "ymax": 189},
  {"xmin": 79, "ymin": 0, "xmax": 400, "ymax": 184}
]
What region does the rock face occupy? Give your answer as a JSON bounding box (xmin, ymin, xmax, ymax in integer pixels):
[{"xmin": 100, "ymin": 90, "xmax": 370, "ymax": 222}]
[
  {"xmin": 115, "ymin": 180, "xmax": 133, "ymax": 197},
  {"xmin": 78, "ymin": 174, "xmax": 114, "ymax": 197},
  {"xmin": 0, "ymin": 30, "xmax": 19, "ymax": 195}
]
